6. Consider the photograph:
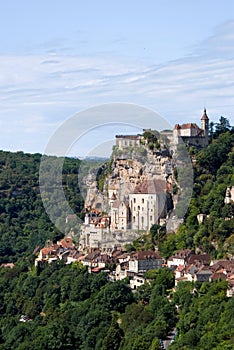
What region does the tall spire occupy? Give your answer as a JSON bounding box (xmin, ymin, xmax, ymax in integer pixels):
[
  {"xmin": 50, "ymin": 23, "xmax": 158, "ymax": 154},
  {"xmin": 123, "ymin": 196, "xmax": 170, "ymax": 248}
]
[{"xmin": 201, "ymin": 107, "xmax": 209, "ymax": 120}]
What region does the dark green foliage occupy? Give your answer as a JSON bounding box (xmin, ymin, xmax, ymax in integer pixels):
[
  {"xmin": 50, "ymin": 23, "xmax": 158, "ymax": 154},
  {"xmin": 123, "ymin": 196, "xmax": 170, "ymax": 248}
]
[
  {"xmin": 170, "ymin": 280, "xmax": 233, "ymax": 350},
  {"xmin": 120, "ymin": 268, "xmax": 176, "ymax": 350},
  {"xmin": 0, "ymin": 262, "xmax": 135, "ymax": 350},
  {"xmin": 0, "ymin": 151, "xmax": 83, "ymax": 263},
  {"xmin": 102, "ymin": 315, "xmax": 124, "ymax": 350},
  {"xmin": 97, "ymin": 280, "xmax": 134, "ymax": 312},
  {"xmin": 143, "ymin": 130, "xmax": 160, "ymax": 150}
]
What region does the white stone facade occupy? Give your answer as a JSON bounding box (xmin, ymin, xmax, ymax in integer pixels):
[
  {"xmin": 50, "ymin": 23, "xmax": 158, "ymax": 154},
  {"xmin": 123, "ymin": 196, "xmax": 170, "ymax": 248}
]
[
  {"xmin": 129, "ymin": 193, "xmax": 157, "ymax": 231},
  {"xmin": 115, "ymin": 135, "xmax": 143, "ymax": 149}
]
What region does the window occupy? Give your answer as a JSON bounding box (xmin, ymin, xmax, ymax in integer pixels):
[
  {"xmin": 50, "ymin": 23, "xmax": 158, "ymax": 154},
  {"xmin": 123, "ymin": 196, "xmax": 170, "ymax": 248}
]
[
  {"xmin": 138, "ymin": 205, "xmax": 140, "ymax": 210},
  {"xmin": 142, "ymin": 198, "xmax": 144, "ymax": 204},
  {"xmin": 142, "ymin": 207, "xmax": 144, "ymax": 211},
  {"xmin": 133, "ymin": 216, "xmax": 136, "ymax": 222},
  {"xmin": 133, "ymin": 198, "xmax": 136, "ymax": 203},
  {"xmin": 150, "ymin": 216, "xmax": 152, "ymax": 221}
]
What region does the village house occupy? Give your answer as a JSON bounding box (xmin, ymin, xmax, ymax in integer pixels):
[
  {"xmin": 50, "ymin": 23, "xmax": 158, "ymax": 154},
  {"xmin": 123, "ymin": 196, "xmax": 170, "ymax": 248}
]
[
  {"xmin": 194, "ymin": 266, "xmax": 213, "ymax": 282},
  {"xmin": 169, "ymin": 251, "xmax": 211, "ymax": 285},
  {"xmin": 35, "ymin": 237, "xmax": 76, "ymax": 266},
  {"xmin": 209, "ymin": 260, "xmax": 234, "ymax": 297},
  {"xmin": 113, "ymin": 250, "xmax": 164, "ymax": 281},
  {"xmin": 115, "ymin": 261, "xmax": 129, "ymax": 281},
  {"xmin": 130, "ymin": 274, "xmax": 147, "ymax": 290},
  {"xmin": 167, "ymin": 249, "xmax": 194, "ymax": 268},
  {"xmin": 187, "ymin": 253, "xmax": 210, "ymax": 266},
  {"xmin": 128, "ymin": 250, "xmax": 164, "ymax": 274},
  {"xmin": 170, "ymin": 252, "xmax": 234, "ymax": 296},
  {"xmin": 81, "ymin": 250, "xmax": 101, "ymax": 268}
]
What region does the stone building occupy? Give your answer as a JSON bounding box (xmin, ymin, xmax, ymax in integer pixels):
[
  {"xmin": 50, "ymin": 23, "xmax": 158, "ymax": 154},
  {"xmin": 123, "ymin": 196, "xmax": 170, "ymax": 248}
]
[
  {"xmin": 115, "ymin": 134, "xmax": 143, "ymax": 149},
  {"xmin": 129, "ymin": 179, "xmax": 167, "ymax": 231},
  {"xmin": 173, "ymin": 108, "xmax": 209, "ymax": 147}
]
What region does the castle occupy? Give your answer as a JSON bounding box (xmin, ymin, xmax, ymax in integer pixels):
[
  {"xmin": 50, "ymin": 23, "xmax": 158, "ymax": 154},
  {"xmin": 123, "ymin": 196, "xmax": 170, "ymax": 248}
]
[{"xmin": 173, "ymin": 108, "xmax": 209, "ymax": 147}]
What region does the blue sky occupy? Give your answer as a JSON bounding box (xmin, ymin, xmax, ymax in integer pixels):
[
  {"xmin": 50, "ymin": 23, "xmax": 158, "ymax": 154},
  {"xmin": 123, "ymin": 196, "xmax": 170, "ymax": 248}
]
[{"xmin": 0, "ymin": 0, "xmax": 234, "ymax": 156}]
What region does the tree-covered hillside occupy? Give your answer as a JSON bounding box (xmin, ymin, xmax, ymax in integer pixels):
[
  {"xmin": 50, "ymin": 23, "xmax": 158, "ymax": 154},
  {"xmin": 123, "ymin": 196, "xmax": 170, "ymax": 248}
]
[
  {"xmin": 0, "ymin": 120, "xmax": 233, "ymax": 350},
  {"xmin": 0, "ymin": 260, "xmax": 233, "ymax": 350},
  {"xmin": 0, "ymin": 151, "xmax": 83, "ymax": 263},
  {"xmin": 159, "ymin": 128, "xmax": 234, "ymax": 259}
]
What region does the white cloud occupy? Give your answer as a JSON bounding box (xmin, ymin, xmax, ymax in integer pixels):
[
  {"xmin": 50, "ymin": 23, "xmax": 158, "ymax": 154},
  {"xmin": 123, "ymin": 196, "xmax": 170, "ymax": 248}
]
[{"xmin": 0, "ymin": 20, "xmax": 234, "ymax": 154}]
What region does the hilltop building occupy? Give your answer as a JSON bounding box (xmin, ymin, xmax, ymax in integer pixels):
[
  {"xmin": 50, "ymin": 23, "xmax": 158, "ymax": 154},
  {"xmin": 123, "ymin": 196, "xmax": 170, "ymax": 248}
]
[
  {"xmin": 115, "ymin": 134, "xmax": 143, "ymax": 149},
  {"xmin": 173, "ymin": 108, "xmax": 209, "ymax": 147}
]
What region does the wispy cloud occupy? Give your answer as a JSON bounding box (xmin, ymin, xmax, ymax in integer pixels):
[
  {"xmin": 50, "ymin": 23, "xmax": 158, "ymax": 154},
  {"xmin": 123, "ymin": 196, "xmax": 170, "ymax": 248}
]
[{"xmin": 0, "ymin": 21, "xmax": 233, "ymax": 154}]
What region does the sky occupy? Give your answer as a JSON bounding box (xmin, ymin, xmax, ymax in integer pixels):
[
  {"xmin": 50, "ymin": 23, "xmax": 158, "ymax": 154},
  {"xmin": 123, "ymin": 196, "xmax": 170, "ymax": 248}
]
[{"xmin": 0, "ymin": 0, "xmax": 234, "ymax": 157}]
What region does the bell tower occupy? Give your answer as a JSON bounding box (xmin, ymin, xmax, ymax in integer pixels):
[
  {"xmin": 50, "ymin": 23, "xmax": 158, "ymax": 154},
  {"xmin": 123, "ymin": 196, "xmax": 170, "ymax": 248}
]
[{"xmin": 201, "ymin": 108, "xmax": 209, "ymax": 142}]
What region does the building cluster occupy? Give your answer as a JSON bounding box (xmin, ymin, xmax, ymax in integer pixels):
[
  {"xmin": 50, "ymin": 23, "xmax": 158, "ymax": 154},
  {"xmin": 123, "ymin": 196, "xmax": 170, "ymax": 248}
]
[
  {"xmin": 168, "ymin": 249, "xmax": 234, "ymax": 297},
  {"xmin": 81, "ymin": 177, "xmax": 171, "ymax": 248},
  {"xmin": 109, "ymin": 178, "xmax": 169, "ymax": 232},
  {"xmin": 33, "ymin": 238, "xmax": 234, "ymax": 296},
  {"xmin": 81, "ymin": 108, "xmax": 210, "ymax": 248}
]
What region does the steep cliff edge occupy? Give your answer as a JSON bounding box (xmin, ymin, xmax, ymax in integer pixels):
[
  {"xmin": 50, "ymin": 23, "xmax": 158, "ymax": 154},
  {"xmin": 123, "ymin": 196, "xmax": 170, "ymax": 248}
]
[{"xmin": 84, "ymin": 139, "xmax": 176, "ymax": 227}]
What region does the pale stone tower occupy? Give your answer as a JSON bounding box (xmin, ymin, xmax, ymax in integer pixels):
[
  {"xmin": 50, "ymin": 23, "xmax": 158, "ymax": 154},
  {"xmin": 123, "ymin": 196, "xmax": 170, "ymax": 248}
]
[{"xmin": 201, "ymin": 108, "xmax": 209, "ymax": 138}]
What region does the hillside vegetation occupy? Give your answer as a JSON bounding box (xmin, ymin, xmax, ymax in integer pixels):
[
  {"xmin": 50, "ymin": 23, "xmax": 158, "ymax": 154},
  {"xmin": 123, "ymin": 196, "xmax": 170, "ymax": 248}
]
[
  {"xmin": 0, "ymin": 260, "xmax": 233, "ymax": 349},
  {"xmin": 0, "ymin": 120, "xmax": 233, "ymax": 349},
  {"xmin": 158, "ymin": 128, "xmax": 234, "ymax": 259},
  {"xmin": 0, "ymin": 151, "xmax": 83, "ymax": 263}
]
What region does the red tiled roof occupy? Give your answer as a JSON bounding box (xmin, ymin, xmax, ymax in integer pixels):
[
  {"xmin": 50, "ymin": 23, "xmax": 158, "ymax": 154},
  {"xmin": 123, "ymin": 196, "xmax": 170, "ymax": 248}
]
[
  {"xmin": 174, "ymin": 123, "xmax": 201, "ymax": 130},
  {"xmin": 41, "ymin": 244, "xmax": 59, "ymax": 256},
  {"xmin": 176, "ymin": 265, "xmax": 185, "ymax": 272},
  {"xmin": 60, "ymin": 237, "xmax": 74, "ymax": 249}
]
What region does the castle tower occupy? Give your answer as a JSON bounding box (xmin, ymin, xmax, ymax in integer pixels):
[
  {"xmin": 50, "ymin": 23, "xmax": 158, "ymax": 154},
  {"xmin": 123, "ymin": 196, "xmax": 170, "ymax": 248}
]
[
  {"xmin": 201, "ymin": 108, "xmax": 209, "ymax": 137},
  {"xmin": 201, "ymin": 108, "xmax": 209, "ymax": 146}
]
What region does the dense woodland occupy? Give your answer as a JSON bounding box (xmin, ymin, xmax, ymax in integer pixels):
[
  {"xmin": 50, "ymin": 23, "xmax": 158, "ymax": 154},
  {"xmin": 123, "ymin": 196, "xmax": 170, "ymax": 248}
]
[
  {"xmin": 0, "ymin": 152, "xmax": 83, "ymax": 263},
  {"xmin": 0, "ymin": 117, "xmax": 233, "ymax": 349}
]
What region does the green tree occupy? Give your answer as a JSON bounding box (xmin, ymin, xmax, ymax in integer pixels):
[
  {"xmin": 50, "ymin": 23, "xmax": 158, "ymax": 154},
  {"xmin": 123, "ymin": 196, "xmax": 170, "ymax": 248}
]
[{"xmin": 102, "ymin": 316, "xmax": 124, "ymax": 350}]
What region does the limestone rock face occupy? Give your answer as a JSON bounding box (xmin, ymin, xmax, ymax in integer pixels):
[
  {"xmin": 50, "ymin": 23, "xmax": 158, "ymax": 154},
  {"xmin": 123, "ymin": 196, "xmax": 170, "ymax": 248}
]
[{"xmin": 84, "ymin": 145, "xmax": 174, "ymax": 216}]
